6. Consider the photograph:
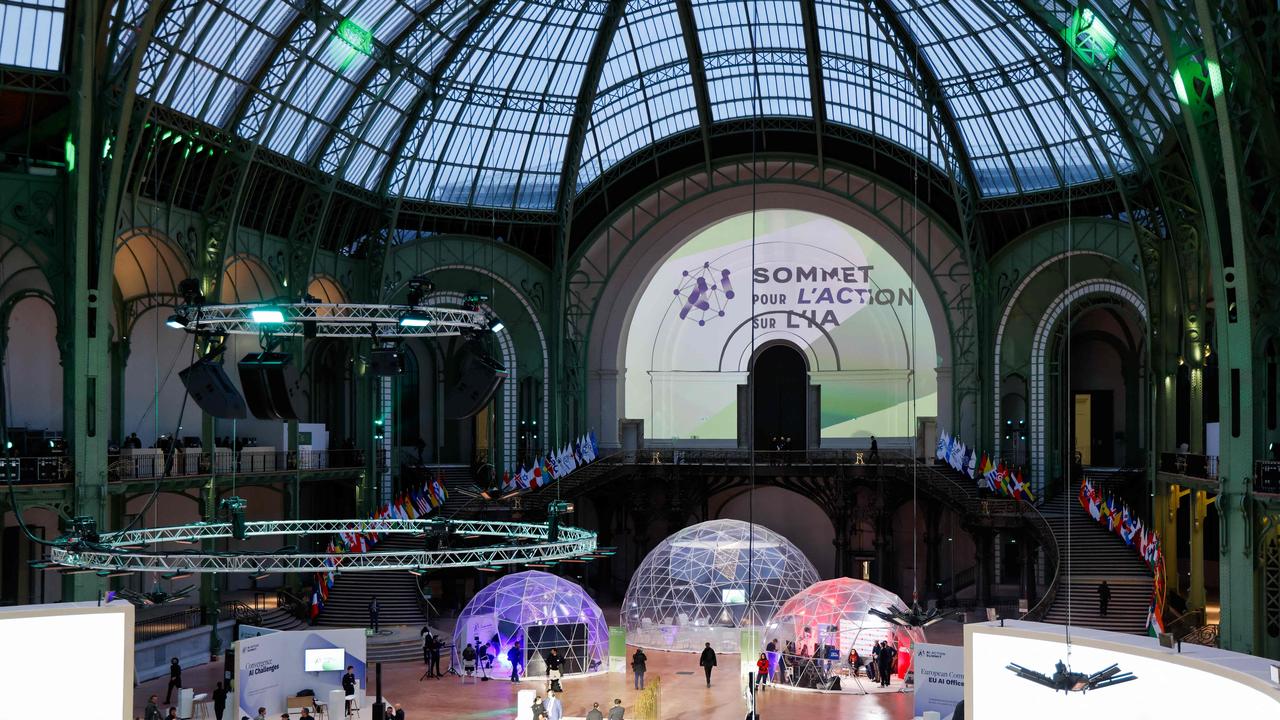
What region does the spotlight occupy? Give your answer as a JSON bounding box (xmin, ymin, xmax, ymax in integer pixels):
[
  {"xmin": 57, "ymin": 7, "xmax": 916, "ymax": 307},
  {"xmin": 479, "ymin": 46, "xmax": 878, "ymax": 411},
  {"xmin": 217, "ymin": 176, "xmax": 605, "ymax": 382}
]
[
  {"xmin": 220, "ymin": 496, "xmax": 248, "ymax": 540},
  {"xmin": 546, "ymin": 500, "xmax": 574, "ymax": 543},
  {"xmin": 488, "ymin": 316, "xmax": 504, "ymax": 333},
  {"xmin": 399, "ymin": 311, "xmax": 431, "ymax": 328},
  {"xmin": 251, "ymin": 307, "xmax": 285, "ymax": 324},
  {"xmin": 177, "ymin": 278, "xmax": 204, "ymax": 305},
  {"xmin": 406, "ymin": 275, "xmax": 435, "ymax": 306},
  {"xmin": 165, "ymin": 313, "xmax": 189, "ymax": 329}
]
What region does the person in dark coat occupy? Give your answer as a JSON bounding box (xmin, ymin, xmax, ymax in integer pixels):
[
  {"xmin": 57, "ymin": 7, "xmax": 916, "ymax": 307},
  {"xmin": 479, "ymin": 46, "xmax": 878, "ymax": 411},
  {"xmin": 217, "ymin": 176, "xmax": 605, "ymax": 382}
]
[
  {"xmin": 699, "ymin": 642, "xmax": 718, "ymax": 687},
  {"xmin": 212, "ymin": 681, "xmax": 227, "ymax": 720},
  {"xmin": 507, "ymin": 643, "xmax": 522, "ymax": 682},
  {"xmin": 586, "ymin": 702, "xmax": 604, "ymax": 720},
  {"xmin": 878, "ymin": 641, "xmax": 896, "ymax": 687},
  {"xmin": 368, "ymin": 596, "xmax": 380, "ymax": 632},
  {"xmin": 144, "ymin": 695, "xmax": 162, "ymax": 720},
  {"xmin": 631, "ymin": 647, "xmax": 648, "ymax": 690},
  {"xmin": 342, "ymin": 665, "xmax": 357, "ymax": 714},
  {"xmin": 164, "ymin": 658, "xmax": 182, "ymax": 703},
  {"xmin": 1098, "ymin": 580, "xmax": 1112, "ymax": 617}
]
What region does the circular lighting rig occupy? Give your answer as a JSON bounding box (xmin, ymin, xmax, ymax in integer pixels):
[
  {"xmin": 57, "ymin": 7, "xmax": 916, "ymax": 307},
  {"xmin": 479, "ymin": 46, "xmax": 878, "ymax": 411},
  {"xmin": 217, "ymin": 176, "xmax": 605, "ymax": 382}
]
[{"xmin": 46, "ymin": 518, "xmax": 596, "ymax": 574}]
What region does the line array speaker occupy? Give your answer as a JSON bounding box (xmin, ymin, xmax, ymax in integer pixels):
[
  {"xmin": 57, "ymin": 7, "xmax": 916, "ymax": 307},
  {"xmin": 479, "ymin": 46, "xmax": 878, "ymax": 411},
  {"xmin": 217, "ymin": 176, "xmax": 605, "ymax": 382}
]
[
  {"xmin": 238, "ymin": 352, "xmax": 304, "ymax": 420},
  {"xmin": 444, "ymin": 343, "xmax": 508, "ymax": 420},
  {"xmin": 179, "ymin": 360, "xmax": 248, "ymax": 419}
]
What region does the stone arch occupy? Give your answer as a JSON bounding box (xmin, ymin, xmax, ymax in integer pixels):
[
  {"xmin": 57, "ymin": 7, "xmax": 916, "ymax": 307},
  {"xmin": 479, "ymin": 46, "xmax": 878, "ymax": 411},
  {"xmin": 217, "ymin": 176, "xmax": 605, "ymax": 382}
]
[
  {"xmin": 221, "ymin": 253, "xmax": 281, "ymax": 303},
  {"xmin": 580, "ymin": 170, "xmax": 964, "ymax": 447},
  {"xmin": 1029, "ymin": 280, "xmax": 1148, "ymax": 495},
  {"xmin": 2, "ymin": 293, "xmax": 62, "ymax": 432},
  {"xmin": 306, "ymin": 274, "xmax": 348, "ymax": 304}
]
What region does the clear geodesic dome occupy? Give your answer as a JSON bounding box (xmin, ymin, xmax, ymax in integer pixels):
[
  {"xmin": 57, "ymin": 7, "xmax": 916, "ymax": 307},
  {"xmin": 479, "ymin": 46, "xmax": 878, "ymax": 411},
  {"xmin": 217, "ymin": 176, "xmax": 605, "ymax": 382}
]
[
  {"xmin": 622, "ymin": 519, "xmax": 820, "ymax": 652},
  {"xmin": 765, "ymin": 578, "xmax": 925, "ymax": 670},
  {"xmin": 454, "ymin": 570, "xmax": 608, "ymax": 677}
]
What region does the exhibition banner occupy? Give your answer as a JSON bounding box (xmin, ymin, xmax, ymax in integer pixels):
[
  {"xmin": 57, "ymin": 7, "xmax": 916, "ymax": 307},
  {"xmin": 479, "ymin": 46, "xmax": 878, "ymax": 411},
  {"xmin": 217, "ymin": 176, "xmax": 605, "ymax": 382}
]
[
  {"xmin": 236, "ymin": 627, "xmax": 366, "ymax": 718},
  {"xmin": 913, "ymin": 642, "xmax": 964, "ymax": 720}
]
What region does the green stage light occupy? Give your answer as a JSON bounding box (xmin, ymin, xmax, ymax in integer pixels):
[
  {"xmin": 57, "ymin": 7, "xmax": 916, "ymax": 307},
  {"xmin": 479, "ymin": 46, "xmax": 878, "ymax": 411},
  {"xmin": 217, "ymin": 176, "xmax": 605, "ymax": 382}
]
[
  {"xmin": 337, "ymin": 18, "xmax": 373, "ymax": 56},
  {"xmin": 64, "ymin": 134, "xmax": 75, "ymax": 172},
  {"xmin": 1173, "ymin": 58, "xmax": 1223, "ymax": 107},
  {"xmin": 1062, "ymin": 7, "xmax": 1118, "ymax": 68},
  {"xmin": 251, "ymin": 307, "xmax": 286, "ymax": 324}
]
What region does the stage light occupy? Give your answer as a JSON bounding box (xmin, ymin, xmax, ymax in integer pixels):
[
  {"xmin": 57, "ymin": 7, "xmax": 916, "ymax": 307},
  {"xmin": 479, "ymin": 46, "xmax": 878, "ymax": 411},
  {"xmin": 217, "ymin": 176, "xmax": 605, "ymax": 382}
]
[
  {"xmin": 28, "ymin": 559, "xmax": 52, "ymax": 570},
  {"xmin": 399, "ymin": 311, "xmax": 431, "ymax": 327},
  {"xmin": 178, "ymin": 278, "xmax": 204, "ymax": 305},
  {"xmin": 165, "ymin": 313, "xmax": 189, "ymax": 329},
  {"xmin": 220, "ymin": 496, "xmax": 248, "ymax": 540},
  {"xmin": 1006, "ymin": 660, "xmax": 1136, "ymax": 693},
  {"xmin": 406, "ymin": 275, "xmax": 435, "ymax": 306},
  {"xmin": 251, "ymin": 307, "xmax": 285, "ymax": 324},
  {"xmin": 488, "ymin": 316, "xmax": 504, "ymax": 333}
]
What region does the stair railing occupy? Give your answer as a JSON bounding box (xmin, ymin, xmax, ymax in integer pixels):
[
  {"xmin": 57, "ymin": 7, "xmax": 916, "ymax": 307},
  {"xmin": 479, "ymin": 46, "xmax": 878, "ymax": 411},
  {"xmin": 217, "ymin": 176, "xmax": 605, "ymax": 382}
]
[{"xmin": 277, "ymin": 588, "xmax": 309, "ymax": 620}]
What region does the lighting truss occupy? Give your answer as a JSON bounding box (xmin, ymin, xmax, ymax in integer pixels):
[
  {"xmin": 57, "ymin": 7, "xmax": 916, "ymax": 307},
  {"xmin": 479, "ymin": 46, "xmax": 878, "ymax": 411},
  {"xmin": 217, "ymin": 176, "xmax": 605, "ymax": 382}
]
[
  {"xmin": 47, "ymin": 518, "xmax": 596, "ymax": 574},
  {"xmin": 174, "ymin": 303, "xmax": 488, "ymax": 338}
]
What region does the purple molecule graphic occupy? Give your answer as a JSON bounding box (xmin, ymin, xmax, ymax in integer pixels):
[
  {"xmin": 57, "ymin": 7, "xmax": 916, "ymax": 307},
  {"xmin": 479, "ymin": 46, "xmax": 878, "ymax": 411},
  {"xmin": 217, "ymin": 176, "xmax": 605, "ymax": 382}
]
[{"xmin": 674, "ymin": 264, "xmax": 734, "ymax": 325}]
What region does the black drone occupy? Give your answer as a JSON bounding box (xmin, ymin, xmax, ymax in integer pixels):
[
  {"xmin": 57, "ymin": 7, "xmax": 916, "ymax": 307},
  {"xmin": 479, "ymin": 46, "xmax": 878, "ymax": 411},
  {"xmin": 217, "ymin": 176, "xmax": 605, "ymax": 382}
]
[
  {"xmin": 116, "ymin": 583, "xmax": 196, "ymax": 607},
  {"xmin": 1006, "ymin": 660, "xmax": 1137, "ymax": 694},
  {"xmin": 868, "ymin": 601, "xmax": 960, "ymax": 628}
]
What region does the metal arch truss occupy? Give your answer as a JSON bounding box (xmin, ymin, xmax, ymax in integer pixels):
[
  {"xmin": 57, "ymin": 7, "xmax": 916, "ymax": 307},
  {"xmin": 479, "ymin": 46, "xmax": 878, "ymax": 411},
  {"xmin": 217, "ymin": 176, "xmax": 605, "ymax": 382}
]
[
  {"xmin": 48, "ymin": 518, "xmax": 596, "ymax": 574},
  {"xmin": 178, "ymin": 302, "xmax": 487, "ymax": 338}
]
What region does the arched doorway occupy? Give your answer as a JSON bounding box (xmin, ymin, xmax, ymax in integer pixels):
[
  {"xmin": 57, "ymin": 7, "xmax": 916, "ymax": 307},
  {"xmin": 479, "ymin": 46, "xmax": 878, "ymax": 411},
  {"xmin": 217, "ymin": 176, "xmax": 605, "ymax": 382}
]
[{"xmin": 751, "ymin": 344, "xmax": 807, "ymax": 451}]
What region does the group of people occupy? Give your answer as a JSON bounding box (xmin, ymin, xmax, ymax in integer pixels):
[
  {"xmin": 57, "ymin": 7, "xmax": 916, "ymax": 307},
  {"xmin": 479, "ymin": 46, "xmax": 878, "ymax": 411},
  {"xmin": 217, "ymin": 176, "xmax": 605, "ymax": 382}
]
[
  {"xmin": 852, "ymin": 640, "xmax": 899, "ymax": 687},
  {"xmin": 420, "ymin": 627, "xmax": 445, "ymax": 678},
  {"xmin": 530, "ymin": 692, "xmax": 625, "ymax": 720}
]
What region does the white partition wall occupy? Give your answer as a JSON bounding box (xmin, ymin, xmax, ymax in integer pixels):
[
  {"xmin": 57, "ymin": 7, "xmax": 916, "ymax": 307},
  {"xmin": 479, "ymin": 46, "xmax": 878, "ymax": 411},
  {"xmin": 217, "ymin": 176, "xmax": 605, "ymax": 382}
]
[
  {"xmin": 0, "ymin": 601, "xmax": 134, "ymax": 720},
  {"xmin": 234, "ymin": 627, "xmax": 367, "ymax": 718},
  {"xmin": 966, "ymin": 621, "xmax": 1280, "ymax": 718}
]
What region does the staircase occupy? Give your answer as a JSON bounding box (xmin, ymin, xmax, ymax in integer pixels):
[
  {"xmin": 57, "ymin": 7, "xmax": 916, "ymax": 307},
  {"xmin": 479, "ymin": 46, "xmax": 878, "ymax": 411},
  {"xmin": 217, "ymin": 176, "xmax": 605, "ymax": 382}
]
[
  {"xmin": 256, "ymin": 608, "xmax": 309, "ymax": 631},
  {"xmin": 1040, "ymin": 493, "xmax": 1153, "ymax": 634},
  {"xmin": 407, "ymin": 464, "xmax": 485, "ymax": 518},
  {"xmin": 316, "ymin": 534, "xmax": 426, "ymax": 629}
]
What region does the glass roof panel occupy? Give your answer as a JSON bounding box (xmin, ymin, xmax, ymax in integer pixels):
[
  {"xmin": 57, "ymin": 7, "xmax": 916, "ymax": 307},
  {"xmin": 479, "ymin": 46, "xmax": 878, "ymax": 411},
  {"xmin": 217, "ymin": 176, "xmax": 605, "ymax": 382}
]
[
  {"xmin": 578, "ymin": 0, "xmax": 699, "ymax": 190},
  {"xmin": 887, "ymin": 0, "xmax": 1134, "ymax": 196},
  {"xmin": 136, "ymin": 0, "xmax": 1155, "ymax": 208},
  {"xmin": 0, "ymin": 0, "xmax": 65, "ymax": 71},
  {"xmin": 693, "ymin": 0, "xmax": 811, "ymax": 121}
]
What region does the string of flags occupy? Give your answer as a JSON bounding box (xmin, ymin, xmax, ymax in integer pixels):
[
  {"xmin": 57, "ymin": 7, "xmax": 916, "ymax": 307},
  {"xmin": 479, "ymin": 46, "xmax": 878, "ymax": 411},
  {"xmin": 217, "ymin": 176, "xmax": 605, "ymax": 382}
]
[
  {"xmin": 309, "ymin": 473, "xmax": 449, "ymax": 619},
  {"xmin": 1079, "ymin": 478, "xmax": 1167, "ymax": 635},
  {"xmin": 935, "ymin": 430, "xmax": 1036, "ymax": 503},
  {"xmin": 501, "ymin": 430, "xmax": 599, "ymax": 494}
]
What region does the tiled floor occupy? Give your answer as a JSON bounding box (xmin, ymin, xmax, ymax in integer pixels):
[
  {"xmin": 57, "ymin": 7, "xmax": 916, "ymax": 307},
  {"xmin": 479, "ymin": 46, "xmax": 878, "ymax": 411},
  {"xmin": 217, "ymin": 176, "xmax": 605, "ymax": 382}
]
[{"xmin": 135, "ymin": 645, "xmax": 925, "ymax": 720}]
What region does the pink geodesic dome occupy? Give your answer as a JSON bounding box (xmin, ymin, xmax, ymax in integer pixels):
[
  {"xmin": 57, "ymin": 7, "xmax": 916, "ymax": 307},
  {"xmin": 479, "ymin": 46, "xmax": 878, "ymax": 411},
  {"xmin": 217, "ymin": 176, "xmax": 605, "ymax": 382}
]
[{"xmin": 765, "ymin": 578, "xmax": 925, "ymax": 664}]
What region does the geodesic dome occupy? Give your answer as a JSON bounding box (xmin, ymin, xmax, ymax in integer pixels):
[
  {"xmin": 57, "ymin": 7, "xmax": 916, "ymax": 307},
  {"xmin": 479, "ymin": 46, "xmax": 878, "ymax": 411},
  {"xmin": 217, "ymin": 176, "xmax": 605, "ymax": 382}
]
[
  {"xmin": 454, "ymin": 571, "xmax": 608, "ymax": 677},
  {"xmin": 622, "ymin": 519, "xmax": 820, "ymax": 652},
  {"xmin": 765, "ymin": 578, "xmax": 925, "ymax": 665}
]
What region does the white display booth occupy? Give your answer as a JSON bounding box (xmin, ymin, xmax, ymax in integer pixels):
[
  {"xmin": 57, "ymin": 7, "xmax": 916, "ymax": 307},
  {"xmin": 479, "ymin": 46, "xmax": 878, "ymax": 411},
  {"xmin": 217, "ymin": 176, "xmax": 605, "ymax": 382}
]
[
  {"xmin": 0, "ymin": 600, "xmax": 134, "ymax": 720},
  {"xmin": 966, "ymin": 621, "xmax": 1280, "ymax": 719},
  {"xmin": 234, "ymin": 627, "xmax": 367, "ymax": 718}
]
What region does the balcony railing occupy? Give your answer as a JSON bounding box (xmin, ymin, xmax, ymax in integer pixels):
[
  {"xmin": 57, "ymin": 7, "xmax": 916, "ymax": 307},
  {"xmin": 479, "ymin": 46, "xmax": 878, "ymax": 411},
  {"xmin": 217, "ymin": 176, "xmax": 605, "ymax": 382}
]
[
  {"xmin": 1, "ymin": 449, "xmax": 369, "ymax": 484},
  {"xmin": 1158, "ymin": 452, "xmax": 1218, "ymax": 480}
]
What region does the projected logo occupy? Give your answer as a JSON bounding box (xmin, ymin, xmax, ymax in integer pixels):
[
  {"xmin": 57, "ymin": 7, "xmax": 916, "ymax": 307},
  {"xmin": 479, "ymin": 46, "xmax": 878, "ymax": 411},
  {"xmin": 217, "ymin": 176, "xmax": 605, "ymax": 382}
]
[{"xmin": 674, "ymin": 262, "xmax": 734, "ymax": 326}]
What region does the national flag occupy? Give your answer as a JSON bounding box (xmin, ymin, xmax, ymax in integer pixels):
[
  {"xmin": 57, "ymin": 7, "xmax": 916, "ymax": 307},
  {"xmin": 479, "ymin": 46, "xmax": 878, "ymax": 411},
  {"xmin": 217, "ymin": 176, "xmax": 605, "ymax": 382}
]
[
  {"xmin": 310, "ymin": 592, "xmax": 320, "ymax": 619},
  {"xmin": 981, "ymin": 454, "xmax": 998, "ymax": 491},
  {"xmin": 542, "ymin": 455, "xmax": 555, "ymax": 481},
  {"xmin": 588, "ymin": 430, "xmax": 599, "ymax": 460},
  {"xmin": 936, "ymin": 432, "xmax": 948, "ymax": 461},
  {"xmin": 966, "ymin": 449, "xmax": 977, "ymax": 479}
]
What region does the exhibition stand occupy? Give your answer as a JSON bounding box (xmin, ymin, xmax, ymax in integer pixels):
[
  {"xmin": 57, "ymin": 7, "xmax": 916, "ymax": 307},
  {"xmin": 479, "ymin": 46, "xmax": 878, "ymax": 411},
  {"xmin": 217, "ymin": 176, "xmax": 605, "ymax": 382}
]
[
  {"xmin": 233, "ymin": 627, "xmax": 367, "ymax": 718},
  {"xmin": 0, "ymin": 600, "xmax": 134, "ymax": 720},
  {"xmin": 965, "ymin": 621, "xmax": 1280, "ymax": 719}
]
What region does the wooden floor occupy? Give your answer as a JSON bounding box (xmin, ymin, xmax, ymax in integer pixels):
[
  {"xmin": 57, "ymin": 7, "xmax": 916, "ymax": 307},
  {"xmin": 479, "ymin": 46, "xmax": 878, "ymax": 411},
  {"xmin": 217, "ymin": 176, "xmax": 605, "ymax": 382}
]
[{"xmin": 134, "ymin": 645, "xmax": 921, "ymax": 720}]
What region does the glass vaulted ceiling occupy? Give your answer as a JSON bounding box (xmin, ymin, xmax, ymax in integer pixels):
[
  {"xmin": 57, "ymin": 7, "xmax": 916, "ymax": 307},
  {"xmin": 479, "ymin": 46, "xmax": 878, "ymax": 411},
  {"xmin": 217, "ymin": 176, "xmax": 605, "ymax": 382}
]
[{"xmin": 128, "ymin": 0, "xmax": 1170, "ymax": 210}]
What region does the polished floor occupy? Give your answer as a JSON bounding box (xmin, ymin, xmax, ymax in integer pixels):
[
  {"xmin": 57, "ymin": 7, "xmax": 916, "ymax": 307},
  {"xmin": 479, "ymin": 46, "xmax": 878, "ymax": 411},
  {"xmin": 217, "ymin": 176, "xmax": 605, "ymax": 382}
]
[{"xmin": 134, "ymin": 645, "xmax": 923, "ymax": 720}]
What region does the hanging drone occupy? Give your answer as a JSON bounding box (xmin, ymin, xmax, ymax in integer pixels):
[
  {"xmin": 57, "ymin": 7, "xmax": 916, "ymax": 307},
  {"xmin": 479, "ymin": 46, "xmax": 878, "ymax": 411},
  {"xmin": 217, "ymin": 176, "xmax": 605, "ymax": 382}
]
[
  {"xmin": 868, "ymin": 601, "xmax": 960, "ymax": 628},
  {"xmin": 1006, "ymin": 660, "xmax": 1136, "ymax": 693},
  {"xmin": 115, "ymin": 583, "xmax": 196, "ymax": 607}
]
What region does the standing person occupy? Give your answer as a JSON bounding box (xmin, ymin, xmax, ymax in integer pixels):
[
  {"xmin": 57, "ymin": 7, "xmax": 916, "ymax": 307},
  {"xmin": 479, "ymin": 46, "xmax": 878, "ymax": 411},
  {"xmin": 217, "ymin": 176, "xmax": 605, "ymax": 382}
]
[
  {"xmin": 393, "ymin": 704, "xmax": 406, "ymax": 720},
  {"xmin": 869, "ymin": 435, "xmax": 880, "ymax": 464},
  {"xmin": 212, "ymin": 681, "xmax": 227, "ymax": 720},
  {"xmin": 255, "ymin": 709, "xmax": 267, "ymax": 720},
  {"xmin": 699, "ymin": 642, "xmax": 718, "ymax": 688},
  {"xmin": 878, "ymin": 641, "xmax": 895, "ymax": 687},
  {"xmin": 545, "ymin": 648, "xmax": 563, "ymax": 692},
  {"xmin": 608, "ymin": 699, "xmax": 624, "ymax": 720},
  {"xmin": 867, "ymin": 642, "xmax": 879, "ymax": 684},
  {"xmin": 631, "ymin": 647, "xmax": 647, "ymax": 690},
  {"xmin": 431, "ymin": 634, "xmax": 442, "ymax": 678},
  {"xmin": 756, "ymin": 653, "xmax": 769, "ymax": 687},
  {"xmin": 544, "ymin": 689, "xmax": 563, "ymax": 720},
  {"xmin": 419, "ymin": 627, "xmax": 434, "ymax": 673},
  {"xmin": 144, "ymin": 695, "xmax": 162, "ymax": 720},
  {"xmin": 586, "ymin": 702, "xmax": 604, "ymax": 720},
  {"xmin": 368, "ymin": 596, "xmax": 380, "ymax": 633},
  {"xmin": 1098, "ymin": 580, "xmax": 1112, "ymax": 617},
  {"xmin": 507, "ymin": 643, "xmax": 522, "ymax": 682},
  {"xmin": 164, "ymin": 658, "xmax": 182, "ymax": 703},
  {"xmin": 342, "ymin": 665, "xmax": 357, "ymax": 715},
  {"xmin": 531, "ymin": 694, "xmax": 546, "ymax": 720}
]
